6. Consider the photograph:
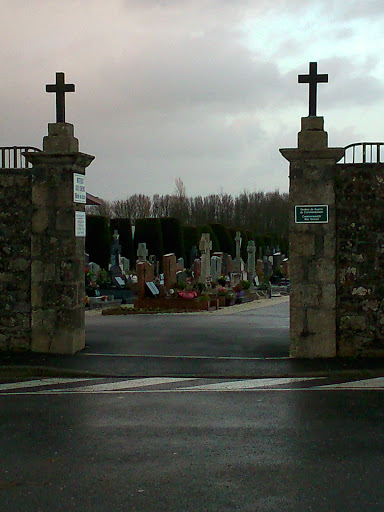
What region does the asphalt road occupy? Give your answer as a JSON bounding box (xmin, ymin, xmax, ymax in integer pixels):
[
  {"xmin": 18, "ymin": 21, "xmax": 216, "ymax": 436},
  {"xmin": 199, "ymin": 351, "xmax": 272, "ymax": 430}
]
[
  {"xmin": 1, "ymin": 375, "xmax": 384, "ymax": 512},
  {"xmin": 85, "ymin": 299, "xmax": 290, "ymax": 358}
]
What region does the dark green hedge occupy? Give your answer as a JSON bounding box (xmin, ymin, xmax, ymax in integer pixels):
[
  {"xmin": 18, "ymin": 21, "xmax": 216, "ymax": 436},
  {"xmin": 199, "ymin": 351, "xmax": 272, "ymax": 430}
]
[
  {"xmin": 85, "ymin": 215, "xmax": 112, "ymax": 269},
  {"xmin": 210, "ymin": 224, "xmax": 233, "ymax": 254},
  {"xmin": 182, "ymin": 226, "xmax": 200, "ymax": 267},
  {"xmin": 160, "ymin": 217, "xmax": 185, "ymax": 260},
  {"xmin": 134, "ymin": 218, "xmax": 164, "ymax": 267},
  {"xmin": 110, "ymin": 218, "xmax": 134, "ymax": 264}
]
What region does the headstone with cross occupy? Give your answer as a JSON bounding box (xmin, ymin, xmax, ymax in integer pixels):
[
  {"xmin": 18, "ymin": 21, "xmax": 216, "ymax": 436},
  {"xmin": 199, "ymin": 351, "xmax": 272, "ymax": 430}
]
[
  {"xmin": 46, "ymin": 72, "xmax": 75, "ymax": 123},
  {"xmin": 137, "ymin": 243, "xmax": 148, "ymax": 262},
  {"xmin": 298, "ymin": 62, "xmax": 328, "ymax": 117},
  {"xmin": 233, "ymin": 231, "xmax": 242, "ymax": 273}
]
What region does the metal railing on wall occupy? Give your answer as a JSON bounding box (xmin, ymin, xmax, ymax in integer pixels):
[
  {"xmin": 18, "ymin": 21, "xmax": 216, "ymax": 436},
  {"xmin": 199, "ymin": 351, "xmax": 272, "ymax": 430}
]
[
  {"xmin": 340, "ymin": 142, "xmax": 384, "ymax": 164},
  {"xmin": 0, "ymin": 146, "xmax": 41, "ymax": 169}
]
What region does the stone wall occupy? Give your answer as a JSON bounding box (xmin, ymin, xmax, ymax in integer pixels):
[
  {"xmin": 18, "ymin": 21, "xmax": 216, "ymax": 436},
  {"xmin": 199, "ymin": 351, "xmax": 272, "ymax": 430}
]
[
  {"xmin": 0, "ymin": 123, "xmax": 93, "ymax": 354},
  {"xmin": 0, "ymin": 170, "xmax": 32, "ymax": 350},
  {"xmin": 336, "ymin": 163, "xmax": 384, "ymax": 356}
]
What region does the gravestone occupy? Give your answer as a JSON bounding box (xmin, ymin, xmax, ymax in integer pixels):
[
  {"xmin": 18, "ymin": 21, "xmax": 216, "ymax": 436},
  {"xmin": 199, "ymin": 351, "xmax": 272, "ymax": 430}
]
[
  {"xmin": 120, "ymin": 257, "xmax": 130, "ymax": 274},
  {"xmin": 176, "ymin": 257, "xmax": 185, "ymax": 272},
  {"xmin": 247, "ymin": 241, "xmax": 256, "ymax": 287},
  {"xmin": 210, "ymin": 255, "xmax": 222, "ymax": 283},
  {"xmin": 193, "ymin": 258, "xmax": 201, "ymax": 283},
  {"xmin": 163, "ymin": 253, "xmax": 177, "ymax": 290},
  {"xmin": 263, "ymin": 256, "xmax": 273, "ymax": 278},
  {"xmin": 233, "ymin": 231, "xmax": 242, "ymax": 273},
  {"xmin": 137, "ymin": 242, "xmax": 148, "ymax": 262},
  {"xmin": 256, "ymin": 259, "xmax": 264, "ymax": 280},
  {"xmin": 189, "ymin": 245, "xmax": 198, "ymax": 267},
  {"xmin": 88, "ymin": 262, "xmax": 101, "ymax": 277},
  {"xmin": 222, "ymin": 253, "xmax": 233, "ymax": 275},
  {"xmin": 177, "ymin": 270, "xmax": 187, "ymax": 286},
  {"xmin": 136, "ymin": 261, "xmax": 154, "ymax": 299},
  {"xmin": 149, "ymin": 255, "xmax": 159, "ymax": 276},
  {"xmin": 199, "ymin": 233, "xmax": 212, "ymax": 283},
  {"xmin": 282, "ymin": 258, "xmax": 289, "ymax": 278},
  {"xmin": 109, "ymin": 230, "xmax": 124, "ymax": 278}
]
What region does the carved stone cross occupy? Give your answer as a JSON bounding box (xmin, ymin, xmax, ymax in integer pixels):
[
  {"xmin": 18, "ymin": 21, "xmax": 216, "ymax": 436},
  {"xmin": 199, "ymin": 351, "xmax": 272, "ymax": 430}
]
[
  {"xmin": 199, "ymin": 233, "xmax": 212, "ymax": 254},
  {"xmin": 298, "ymin": 62, "xmax": 328, "ymax": 117},
  {"xmin": 46, "ymin": 72, "xmax": 75, "ymax": 123},
  {"xmin": 137, "ymin": 243, "xmax": 148, "ymax": 261}
]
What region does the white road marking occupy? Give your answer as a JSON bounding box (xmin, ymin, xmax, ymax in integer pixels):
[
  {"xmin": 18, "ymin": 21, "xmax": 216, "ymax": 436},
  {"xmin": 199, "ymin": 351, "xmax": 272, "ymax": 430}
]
[
  {"xmin": 80, "ymin": 353, "xmax": 290, "ymax": 360},
  {"xmin": 1, "ymin": 376, "xmax": 384, "ymax": 396},
  {"xmin": 68, "ymin": 377, "xmax": 196, "ymax": 392},
  {"xmin": 315, "ymin": 377, "xmax": 384, "ymax": 389},
  {"xmin": 0, "ymin": 378, "xmax": 93, "ymax": 391},
  {"xmin": 178, "ymin": 377, "xmax": 324, "ymax": 391}
]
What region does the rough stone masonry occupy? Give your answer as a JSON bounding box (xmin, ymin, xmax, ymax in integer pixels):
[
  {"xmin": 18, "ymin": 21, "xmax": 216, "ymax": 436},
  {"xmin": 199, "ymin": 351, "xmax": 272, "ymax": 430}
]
[
  {"xmin": 0, "ymin": 75, "xmax": 94, "ymax": 354},
  {"xmin": 281, "ymin": 118, "xmax": 384, "ymax": 357}
]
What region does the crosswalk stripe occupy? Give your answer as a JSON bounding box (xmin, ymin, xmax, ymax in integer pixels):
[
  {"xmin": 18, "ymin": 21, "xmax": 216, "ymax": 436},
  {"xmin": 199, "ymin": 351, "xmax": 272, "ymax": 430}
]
[
  {"xmin": 179, "ymin": 377, "xmax": 324, "ymax": 391},
  {"xmin": 315, "ymin": 377, "xmax": 384, "ymax": 389},
  {"xmin": 66, "ymin": 377, "xmax": 197, "ymax": 392},
  {"xmin": 0, "ymin": 378, "xmax": 93, "ymax": 391}
]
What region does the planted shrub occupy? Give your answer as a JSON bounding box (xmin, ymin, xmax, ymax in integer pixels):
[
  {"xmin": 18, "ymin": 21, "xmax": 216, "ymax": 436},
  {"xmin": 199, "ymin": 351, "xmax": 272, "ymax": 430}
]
[{"xmin": 85, "ymin": 215, "xmax": 112, "ymax": 269}]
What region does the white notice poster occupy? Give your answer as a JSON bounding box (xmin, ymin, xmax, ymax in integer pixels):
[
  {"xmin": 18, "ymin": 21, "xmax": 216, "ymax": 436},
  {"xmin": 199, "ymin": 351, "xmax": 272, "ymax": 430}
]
[
  {"xmin": 73, "ymin": 173, "xmax": 86, "ymax": 203},
  {"xmin": 75, "ymin": 211, "xmax": 86, "ymax": 237}
]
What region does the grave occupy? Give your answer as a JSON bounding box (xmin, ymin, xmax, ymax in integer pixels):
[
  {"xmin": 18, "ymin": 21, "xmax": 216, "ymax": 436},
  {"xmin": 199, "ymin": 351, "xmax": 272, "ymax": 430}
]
[
  {"xmin": 246, "ymin": 241, "xmax": 256, "ymax": 287},
  {"xmin": 163, "ymin": 253, "xmax": 177, "ymax": 290},
  {"xmin": 210, "ymin": 255, "xmax": 222, "ymax": 283},
  {"xmin": 233, "ymin": 231, "xmax": 243, "ymax": 273},
  {"xmin": 199, "ymin": 233, "xmax": 212, "ymax": 283}
]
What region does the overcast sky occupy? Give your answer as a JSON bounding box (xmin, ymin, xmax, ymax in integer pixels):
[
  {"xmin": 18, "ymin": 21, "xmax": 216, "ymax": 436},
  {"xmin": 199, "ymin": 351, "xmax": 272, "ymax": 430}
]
[{"xmin": 1, "ymin": 0, "xmax": 384, "ymax": 200}]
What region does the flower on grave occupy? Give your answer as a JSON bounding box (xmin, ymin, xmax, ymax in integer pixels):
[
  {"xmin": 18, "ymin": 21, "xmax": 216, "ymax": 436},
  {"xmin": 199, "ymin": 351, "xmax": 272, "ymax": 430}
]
[{"xmin": 217, "ymin": 287, "xmax": 228, "ymax": 297}]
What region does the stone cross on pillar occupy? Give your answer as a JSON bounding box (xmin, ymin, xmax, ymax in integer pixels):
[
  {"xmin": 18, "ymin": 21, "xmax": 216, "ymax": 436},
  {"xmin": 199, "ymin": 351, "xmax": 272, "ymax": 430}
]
[
  {"xmin": 199, "ymin": 233, "xmax": 212, "ymax": 283},
  {"xmin": 233, "ymin": 231, "xmax": 242, "ymax": 273},
  {"xmin": 46, "ymin": 72, "xmax": 75, "ymax": 123},
  {"xmin": 298, "ymin": 62, "xmax": 328, "ymax": 117},
  {"xmin": 137, "ymin": 243, "xmax": 148, "ymax": 262}
]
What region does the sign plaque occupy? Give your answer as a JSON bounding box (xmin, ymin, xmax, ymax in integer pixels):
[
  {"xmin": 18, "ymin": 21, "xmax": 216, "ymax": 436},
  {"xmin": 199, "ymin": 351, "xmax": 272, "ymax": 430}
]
[
  {"xmin": 295, "ymin": 205, "xmax": 328, "ymax": 224},
  {"xmin": 74, "ymin": 173, "xmax": 86, "ymax": 204},
  {"xmin": 75, "ymin": 211, "xmax": 86, "ymax": 237},
  {"xmin": 146, "ymin": 282, "xmax": 160, "ymax": 296}
]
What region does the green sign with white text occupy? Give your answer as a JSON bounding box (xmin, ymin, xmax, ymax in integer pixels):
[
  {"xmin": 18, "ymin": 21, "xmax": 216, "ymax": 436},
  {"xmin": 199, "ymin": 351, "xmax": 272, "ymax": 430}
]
[{"xmin": 295, "ymin": 205, "xmax": 328, "ymax": 224}]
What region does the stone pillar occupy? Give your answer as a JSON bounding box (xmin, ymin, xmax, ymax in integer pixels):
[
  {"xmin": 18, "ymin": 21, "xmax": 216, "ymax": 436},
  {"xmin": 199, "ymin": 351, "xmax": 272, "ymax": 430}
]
[
  {"xmin": 25, "ymin": 123, "xmax": 94, "ymax": 354},
  {"xmin": 280, "ymin": 116, "xmax": 344, "ymax": 358},
  {"xmin": 247, "ymin": 241, "xmax": 256, "ymax": 286},
  {"xmin": 233, "ymin": 231, "xmax": 242, "ymax": 273},
  {"xmin": 199, "ymin": 233, "xmax": 212, "ymax": 283},
  {"xmin": 163, "ymin": 253, "xmax": 177, "ymax": 291},
  {"xmin": 136, "ymin": 261, "xmax": 154, "ymax": 299}
]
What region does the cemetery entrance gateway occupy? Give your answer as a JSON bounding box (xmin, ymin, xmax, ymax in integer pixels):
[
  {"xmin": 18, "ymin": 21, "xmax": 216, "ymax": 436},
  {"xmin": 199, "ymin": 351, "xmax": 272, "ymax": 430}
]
[{"xmin": 280, "ymin": 61, "xmax": 384, "ymax": 358}]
